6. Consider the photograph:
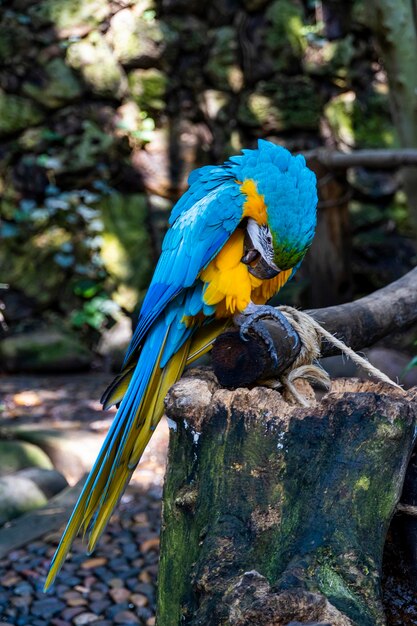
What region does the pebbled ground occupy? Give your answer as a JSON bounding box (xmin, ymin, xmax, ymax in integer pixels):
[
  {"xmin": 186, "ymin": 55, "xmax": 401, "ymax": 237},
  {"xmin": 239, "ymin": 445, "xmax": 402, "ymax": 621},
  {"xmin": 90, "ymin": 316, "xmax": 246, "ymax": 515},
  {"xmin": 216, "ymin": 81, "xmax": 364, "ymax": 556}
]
[{"xmin": 0, "ymin": 373, "xmax": 168, "ymax": 626}]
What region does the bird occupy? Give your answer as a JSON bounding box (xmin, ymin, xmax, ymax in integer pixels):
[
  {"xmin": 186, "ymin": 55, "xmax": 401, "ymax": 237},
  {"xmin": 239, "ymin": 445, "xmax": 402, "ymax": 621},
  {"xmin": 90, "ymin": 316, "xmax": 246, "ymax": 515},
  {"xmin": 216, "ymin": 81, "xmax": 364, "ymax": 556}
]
[{"xmin": 44, "ymin": 138, "xmax": 317, "ymax": 590}]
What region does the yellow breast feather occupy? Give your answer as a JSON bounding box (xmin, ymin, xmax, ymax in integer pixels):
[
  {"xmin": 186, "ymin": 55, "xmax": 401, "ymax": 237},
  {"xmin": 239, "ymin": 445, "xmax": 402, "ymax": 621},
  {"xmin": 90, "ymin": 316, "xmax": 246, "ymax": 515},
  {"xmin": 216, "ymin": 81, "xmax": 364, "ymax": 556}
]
[
  {"xmin": 251, "ymin": 268, "xmax": 293, "ymax": 304},
  {"xmin": 201, "ymin": 230, "xmax": 262, "ymax": 317}
]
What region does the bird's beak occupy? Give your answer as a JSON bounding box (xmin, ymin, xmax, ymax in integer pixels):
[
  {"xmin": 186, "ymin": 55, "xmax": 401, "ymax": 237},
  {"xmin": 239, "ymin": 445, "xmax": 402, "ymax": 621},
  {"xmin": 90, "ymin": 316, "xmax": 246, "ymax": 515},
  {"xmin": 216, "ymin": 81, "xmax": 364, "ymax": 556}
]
[{"xmin": 241, "ymin": 229, "xmax": 280, "ymax": 280}]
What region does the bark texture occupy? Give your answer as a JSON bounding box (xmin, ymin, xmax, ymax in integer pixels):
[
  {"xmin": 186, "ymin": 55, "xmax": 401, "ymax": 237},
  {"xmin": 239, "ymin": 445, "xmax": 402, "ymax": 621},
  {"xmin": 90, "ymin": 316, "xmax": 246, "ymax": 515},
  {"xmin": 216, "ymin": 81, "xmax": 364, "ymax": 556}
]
[
  {"xmin": 157, "ymin": 370, "xmax": 417, "ymax": 626},
  {"xmin": 306, "ymin": 157, "xmax": 352, "ymax": 307}
]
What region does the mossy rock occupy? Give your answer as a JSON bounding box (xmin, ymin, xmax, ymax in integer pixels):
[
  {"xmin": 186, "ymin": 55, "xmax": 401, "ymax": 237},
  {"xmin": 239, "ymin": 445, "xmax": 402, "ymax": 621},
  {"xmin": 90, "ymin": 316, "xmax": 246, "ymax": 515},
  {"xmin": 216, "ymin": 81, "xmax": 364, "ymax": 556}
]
[
  {"xmin": 22, "ymin": 58, "xmax": 83, "ymax": 108},
  {"xmin": 204, "ymin": 26, "xmax": 239, "ymax": 90},
  {"xmin": 0, "ymin": 90, "xmax": 45, "ymax": 137},
  {"xmin": 325, "ymin": 91, "xmax": 396, "ymax": 149},
  {"xmin": 163, "ymin": 16, "xmax": 204, "ymax": 54},
  {"xmin": 128, "ymin": 68, "xmax": 167, "ymax": 112},
  {"xmin": 100, "ymin": 192, "xmax": 153, "ymax": 309},
  {"xmin": 28, "ymin": 0, "xmax": 110, "ymax": 29},
  {"xmin": 265, "ymin": 0, "xmax": 306, "ymax": 72},
  {"xmin": 303, "ymin": 36, "xmax": 355, "ymax": 78},
  {"xmin": 0, "ymin": 223, "xmax": 74, "ymax": 306},
  {"xmin": 65, "ymin": 119, "xmax": 115, "ymax": 171},
  {"xmin": 0, "ymin": 329, "xmax": 92, "ymax": 373},
  {"xmin": 0, "ymin": 19, "xmax": 34, "ymax": 64},
  {"xmin": 14, "ymin": 429, "xmax": 105, "ymax": 484},
  {"xmin": 108, "ymin": 6, "xmax": 165, "ymax": 66},
  {"xmin": 0, "ymin": 468, "xmax": 68, "ymax": 525},
  {"xmin": 0, "ymin": 441, "xmax": 53, "ymax": 477},
  {"xmin": 67, "ymin": 32, "xmax": 127, "ymax": 99},
  {"xmin": 238, "ymin": 77, "xmax": 321, "ymax": 131}
]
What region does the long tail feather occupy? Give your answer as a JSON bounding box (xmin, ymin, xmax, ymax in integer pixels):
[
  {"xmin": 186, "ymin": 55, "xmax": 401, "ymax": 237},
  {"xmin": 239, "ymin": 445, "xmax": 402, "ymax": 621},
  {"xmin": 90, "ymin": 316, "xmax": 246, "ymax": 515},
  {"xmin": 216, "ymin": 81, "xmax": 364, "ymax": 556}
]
[
  {"xmin": 44, "ymin": 317, "xmax": 228, "ymax": 591},
  {"xmin": 44, "ymin": 328, "xmax": 189, "ymax": 590},
  {"xmin": 100, "ymin": 364, "xmax": 135, "ymax": 409},
  {"xmin": 186, "ymin": 319, "xmax": 231, "ymax": 365}
]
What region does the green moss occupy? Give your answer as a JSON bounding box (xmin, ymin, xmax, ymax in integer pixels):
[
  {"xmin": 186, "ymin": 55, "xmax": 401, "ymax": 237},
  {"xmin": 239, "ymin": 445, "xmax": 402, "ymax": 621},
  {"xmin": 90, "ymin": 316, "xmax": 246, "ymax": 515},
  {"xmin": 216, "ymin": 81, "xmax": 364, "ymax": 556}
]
[
  {"xmin": 109, "ymin": 5, "xmax": 164, "ymax": 65},
  {"xmin": 317, "ymin": 563, "xmax": 359, "ymax": 604},
  {"xmin": 100, "ymin": 192, "xmax": 153, "ymax": 309},
  {"xmin": 29, "ymin": 0, "xmax": 109, "ymax": 29},
  {"xmin": 238, "ymin": 77, "xmax": 321, "ymax": 131},
  {"xmin": 354, "ymin": 476, "xmax": 370, "ymax": 491},
  {"xmin": 0, "ymin": 91, "xmax": 44, "ymax": 137},
  {"xmin": 22, "ymin": 58, "xmax": 83, "ymax": 108},
  {"xmin": 325, "ymin": 91, "xmax": 397, "ymax": 149},
  {"xmin": 265, "ymin": 0, "xmax": 306, "ymax": 71},
  {"xmin": 0, "ymin": 441, "xmax": 53, "ymax": 476},
  {"xmin": 66, "ymin": 32, "xmax": 127, "ymax": 99},
  {"xmin": 128, "ymin": 68, "xmax": 167, "ymax": 112},
  {"xmin": 73, "ymin": 120, "xmax": 115, "ymax": 170}
]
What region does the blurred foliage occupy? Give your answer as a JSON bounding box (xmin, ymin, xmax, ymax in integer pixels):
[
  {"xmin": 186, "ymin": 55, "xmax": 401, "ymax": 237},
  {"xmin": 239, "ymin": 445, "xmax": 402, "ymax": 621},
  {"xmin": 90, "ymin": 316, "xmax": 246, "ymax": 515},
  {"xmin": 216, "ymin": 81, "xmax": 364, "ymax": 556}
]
[
  {"xmin": 0, "ymin": 186, "xmax": 120, "ymax": 333},
  {"xmin": 0, "ymin": 0, "xmax": 416, "ymax": 371}
]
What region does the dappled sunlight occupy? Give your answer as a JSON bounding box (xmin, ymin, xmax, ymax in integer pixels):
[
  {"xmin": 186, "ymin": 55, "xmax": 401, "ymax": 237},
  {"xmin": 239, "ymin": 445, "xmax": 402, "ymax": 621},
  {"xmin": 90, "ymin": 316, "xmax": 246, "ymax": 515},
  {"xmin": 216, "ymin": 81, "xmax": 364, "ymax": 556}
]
[{"xmin": 1, "ymin": 374, "xmax": 115, "ymax": 426}]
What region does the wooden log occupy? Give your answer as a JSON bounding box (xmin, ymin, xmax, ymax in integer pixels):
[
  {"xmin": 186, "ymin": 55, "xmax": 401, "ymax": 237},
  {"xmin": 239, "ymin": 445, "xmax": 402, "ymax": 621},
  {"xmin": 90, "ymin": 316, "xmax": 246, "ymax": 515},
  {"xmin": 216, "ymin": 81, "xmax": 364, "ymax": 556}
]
[
  {"xmin": 157, "ymin": 372, "xmax": 417, "ymax": 625},
  {"xmin": 212, "ymin": 267, "xmax": 417, "ymax": 388},
  {"xmin": 304, "ymin": 148, "xmax": 417, "ymax": 170}
]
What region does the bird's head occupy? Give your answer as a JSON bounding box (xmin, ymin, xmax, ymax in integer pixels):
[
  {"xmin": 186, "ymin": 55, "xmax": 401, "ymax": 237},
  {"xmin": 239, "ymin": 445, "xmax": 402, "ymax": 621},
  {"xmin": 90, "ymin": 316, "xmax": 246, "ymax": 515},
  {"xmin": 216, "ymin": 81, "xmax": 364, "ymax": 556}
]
[{"xmin": 230, "ymin": 139, "xmax": 317, "ymax": 280}]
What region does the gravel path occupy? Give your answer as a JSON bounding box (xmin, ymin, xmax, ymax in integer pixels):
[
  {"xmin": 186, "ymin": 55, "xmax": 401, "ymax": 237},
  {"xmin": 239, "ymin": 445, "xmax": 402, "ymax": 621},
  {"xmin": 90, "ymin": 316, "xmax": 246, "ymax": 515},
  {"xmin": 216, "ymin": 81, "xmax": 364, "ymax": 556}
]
[
  {"xmin": 0, "ymin": 373, "xmax": 168, "ymax": 626},
  {"xmin": 0, "ymin": 485, "xmax": 161, "ymax": 626}
]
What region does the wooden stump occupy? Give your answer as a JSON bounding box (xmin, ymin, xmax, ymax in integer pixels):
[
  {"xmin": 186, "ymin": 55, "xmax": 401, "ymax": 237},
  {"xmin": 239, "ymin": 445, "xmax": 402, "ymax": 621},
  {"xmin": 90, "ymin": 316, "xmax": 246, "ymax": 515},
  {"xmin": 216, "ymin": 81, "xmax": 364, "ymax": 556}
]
[{"xmin": 157, "ymin": 370, "xmax": 417, "ymax": 626}]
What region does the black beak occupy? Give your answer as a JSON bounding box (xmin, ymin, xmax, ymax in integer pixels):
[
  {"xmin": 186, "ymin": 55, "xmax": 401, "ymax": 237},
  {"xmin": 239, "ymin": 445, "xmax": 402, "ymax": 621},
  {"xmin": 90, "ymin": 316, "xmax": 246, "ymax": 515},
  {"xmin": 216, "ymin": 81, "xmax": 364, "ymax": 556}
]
[
  {"xmin": 241, "ymin": 230, "xmax": 280, "ymax": 280},
  {"xmin": 242, "ymin": 251, "xmax": 280, "ymax": 279}
]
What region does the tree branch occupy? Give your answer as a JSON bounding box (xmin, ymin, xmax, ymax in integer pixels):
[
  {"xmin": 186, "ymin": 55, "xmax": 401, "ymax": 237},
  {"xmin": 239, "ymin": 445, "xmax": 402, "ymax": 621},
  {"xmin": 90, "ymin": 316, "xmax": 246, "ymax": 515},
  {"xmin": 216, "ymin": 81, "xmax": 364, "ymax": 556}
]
[
  {"xmin": 212, "ymin": 268, "xmax": 417, "ymax": 388},
  {"xmin": 304, "ymin": 148, "xmax": 417, "ymax": 170}
]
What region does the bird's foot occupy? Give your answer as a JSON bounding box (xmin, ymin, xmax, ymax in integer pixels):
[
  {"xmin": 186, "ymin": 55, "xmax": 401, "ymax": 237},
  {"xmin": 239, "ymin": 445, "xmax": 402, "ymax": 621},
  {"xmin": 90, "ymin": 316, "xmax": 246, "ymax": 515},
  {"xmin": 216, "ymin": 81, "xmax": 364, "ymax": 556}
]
[{"xmin": 234, "ymin": 305, "xmax": 299, "ymax": 369}]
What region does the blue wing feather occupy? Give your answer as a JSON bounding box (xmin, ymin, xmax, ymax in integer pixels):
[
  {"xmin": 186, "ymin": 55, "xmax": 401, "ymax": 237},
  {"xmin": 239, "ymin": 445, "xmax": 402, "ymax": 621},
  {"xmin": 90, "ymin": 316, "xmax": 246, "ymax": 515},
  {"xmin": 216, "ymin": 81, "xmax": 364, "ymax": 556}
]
[{"xmin": 123, "ymin": 176, "xmax": 244, "ymax": 364}]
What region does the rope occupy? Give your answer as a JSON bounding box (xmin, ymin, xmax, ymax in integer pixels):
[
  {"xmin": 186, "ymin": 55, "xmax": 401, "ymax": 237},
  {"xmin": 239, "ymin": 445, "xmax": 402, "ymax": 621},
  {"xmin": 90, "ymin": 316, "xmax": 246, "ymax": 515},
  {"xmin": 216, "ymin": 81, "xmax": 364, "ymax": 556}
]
[{"xmin": 268, "ymin": 305, "xmax": 404, "ymax": 406}]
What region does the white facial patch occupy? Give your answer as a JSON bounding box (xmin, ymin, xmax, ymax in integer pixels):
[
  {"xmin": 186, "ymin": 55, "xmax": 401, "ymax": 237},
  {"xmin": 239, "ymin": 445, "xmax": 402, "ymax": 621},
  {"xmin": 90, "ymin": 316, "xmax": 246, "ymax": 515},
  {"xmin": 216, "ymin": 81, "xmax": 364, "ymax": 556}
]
[{"xmin": 246, "ymin": 218, "xmax": 275, "ymax": 264}]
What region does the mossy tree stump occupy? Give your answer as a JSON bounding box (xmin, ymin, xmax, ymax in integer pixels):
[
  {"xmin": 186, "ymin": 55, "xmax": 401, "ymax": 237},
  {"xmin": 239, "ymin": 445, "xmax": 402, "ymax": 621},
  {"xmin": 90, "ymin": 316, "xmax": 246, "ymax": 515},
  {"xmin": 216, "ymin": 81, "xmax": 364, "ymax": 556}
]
[{"xmin": 157, "ymin": 370, "xmax": 417, "ymax": 626}]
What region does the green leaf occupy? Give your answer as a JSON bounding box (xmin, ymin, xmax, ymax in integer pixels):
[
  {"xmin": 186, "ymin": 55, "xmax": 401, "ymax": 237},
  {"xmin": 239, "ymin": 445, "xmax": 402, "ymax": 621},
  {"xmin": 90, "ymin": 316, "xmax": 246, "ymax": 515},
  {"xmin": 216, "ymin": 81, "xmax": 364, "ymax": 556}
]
[{"xmin": 73, "ymin": 279, "xmax": 102, "ymax": 298}]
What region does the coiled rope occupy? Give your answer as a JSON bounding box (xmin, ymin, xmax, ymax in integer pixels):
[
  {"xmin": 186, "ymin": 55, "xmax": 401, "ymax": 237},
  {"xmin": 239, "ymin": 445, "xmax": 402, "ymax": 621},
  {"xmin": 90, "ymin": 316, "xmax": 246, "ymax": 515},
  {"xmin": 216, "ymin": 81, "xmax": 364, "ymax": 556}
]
[{"xmin": 269, "ymin": 305, "xmax": 404, "ymax": 407}]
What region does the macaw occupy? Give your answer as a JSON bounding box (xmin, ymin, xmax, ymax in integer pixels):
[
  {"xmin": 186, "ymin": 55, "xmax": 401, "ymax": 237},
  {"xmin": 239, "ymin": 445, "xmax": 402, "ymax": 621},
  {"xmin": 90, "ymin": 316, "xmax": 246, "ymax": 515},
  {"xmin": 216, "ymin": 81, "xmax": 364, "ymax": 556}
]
[{"xmin": 44, "ymin": 139, "xmax": 317, "ymax": 589}]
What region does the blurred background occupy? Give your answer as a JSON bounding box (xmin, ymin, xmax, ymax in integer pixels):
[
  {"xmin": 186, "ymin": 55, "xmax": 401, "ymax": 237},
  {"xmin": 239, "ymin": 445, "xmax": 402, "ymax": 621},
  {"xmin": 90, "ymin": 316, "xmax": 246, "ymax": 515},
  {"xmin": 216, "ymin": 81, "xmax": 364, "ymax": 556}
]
[
  {"xmin": 0, "ymin": 1, "xmax": 417, "ymax": 624},
  {"xmin": 1, "ymin": 0, "xmax": 416, "ymax": 375}
]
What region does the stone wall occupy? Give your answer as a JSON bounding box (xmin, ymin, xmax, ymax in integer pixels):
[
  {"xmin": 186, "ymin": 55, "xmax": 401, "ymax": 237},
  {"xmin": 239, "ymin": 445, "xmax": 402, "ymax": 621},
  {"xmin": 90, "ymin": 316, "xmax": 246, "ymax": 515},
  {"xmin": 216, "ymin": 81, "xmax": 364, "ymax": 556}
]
[{"xmin": 0, "ymin": 0, "xmax": 398, "ymax": 370}]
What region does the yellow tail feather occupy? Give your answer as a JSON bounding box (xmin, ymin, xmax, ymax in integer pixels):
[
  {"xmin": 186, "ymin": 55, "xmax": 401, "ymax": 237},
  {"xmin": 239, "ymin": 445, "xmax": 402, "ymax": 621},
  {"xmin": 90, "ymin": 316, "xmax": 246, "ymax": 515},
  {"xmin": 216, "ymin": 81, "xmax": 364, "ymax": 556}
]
[
  {"xmin": 100, "ymin": 364, "xmax": 135, "ymax": 409},
  {"xmin": 186, "ymin": 319, "xmax": 231, "ymax": 365},
  {"xmin": 44, "ymin": 338, "xmax": 192, "ymax": 591},
  {"xmin": 45, "ymin": 320, "xmax": 228, "ymax": 591}
]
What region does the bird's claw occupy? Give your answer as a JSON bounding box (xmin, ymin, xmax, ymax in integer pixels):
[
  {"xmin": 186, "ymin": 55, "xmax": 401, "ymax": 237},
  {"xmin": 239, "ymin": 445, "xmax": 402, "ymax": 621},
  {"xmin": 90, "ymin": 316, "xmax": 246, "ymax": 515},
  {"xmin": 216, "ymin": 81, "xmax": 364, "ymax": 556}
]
[
  {"xmin": 239, "ymin": 305, "xmax": 293, "ymax": 336},
  {"xmin": 236, "ymin": 305, "xmax": 301, "ymax": 369}
]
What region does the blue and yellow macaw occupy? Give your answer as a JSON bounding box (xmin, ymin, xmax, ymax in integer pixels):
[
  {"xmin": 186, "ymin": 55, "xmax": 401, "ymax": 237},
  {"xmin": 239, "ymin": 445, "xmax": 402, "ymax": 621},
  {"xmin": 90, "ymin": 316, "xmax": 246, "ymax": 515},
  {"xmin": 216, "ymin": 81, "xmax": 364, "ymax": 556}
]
[{"xmin": 44, "ymin": 139, "xmax": 317, "ymax": 589}]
